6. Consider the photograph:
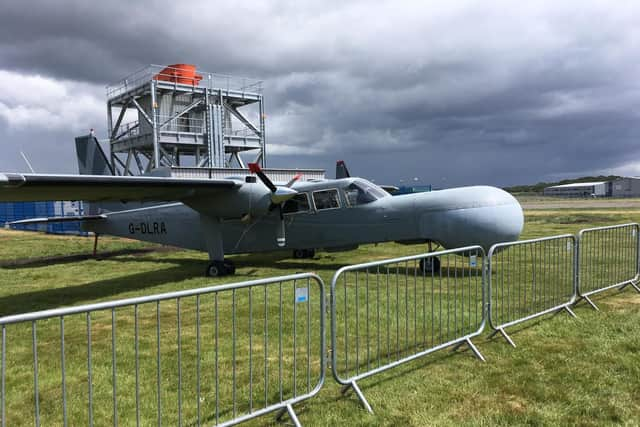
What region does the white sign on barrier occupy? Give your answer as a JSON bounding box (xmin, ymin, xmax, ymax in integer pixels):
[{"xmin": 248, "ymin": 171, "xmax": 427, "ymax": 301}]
[{"xmin": 296, "ymin": 287, "xmax": 309, "ymax": 303}]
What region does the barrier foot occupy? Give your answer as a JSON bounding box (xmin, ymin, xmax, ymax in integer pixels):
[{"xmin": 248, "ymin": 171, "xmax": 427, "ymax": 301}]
[
  {"xmin": 563, "ymin": 306, "xmax": 577, "ymax": 318},
  {"xmin": 275, "ymin": 404, "xmax": 302, "ymax": 427},
  {"xmin": 463, "ymin": 338, "xmax": 486, "ymax": 361},
  {"xmin": 342, "ymin": 381, "xmax": 373, "ymax": 414},
  {"xmin": 629, "ymin": 282, "xmax": 640, "ymax": 293},
  {"xmin": 494, "ymin": 328, "xmax": 516, "ymax": 348},
  {"xmin": 581, "ymin": 295, "xmax": 599, "ymax": 311},
  {"xmin": 287, "ymin": 404, "xmax": 302, "ymax": 427}
]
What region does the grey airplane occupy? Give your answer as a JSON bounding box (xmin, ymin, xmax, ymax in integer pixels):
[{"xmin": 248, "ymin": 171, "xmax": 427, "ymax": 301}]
[{"xmin": 0, "ymin": 136, "xmax": 524, "ymax": 277}]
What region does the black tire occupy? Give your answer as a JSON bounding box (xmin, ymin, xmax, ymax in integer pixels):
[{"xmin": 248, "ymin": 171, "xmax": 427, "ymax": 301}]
[
  {"xmin": 304, "ymin": 249, "xmax": 316, "ymax": 258},
  {"xmin": 293, "ymin": 249, "xmax": 307, "ymax": 259},
  {"xmin": 206, "ymin": 261, "xmax": 227, "ymax": 277},
  {"xmin": 419, "ymin": 257, "xmax": 441, "ymax": 274}
]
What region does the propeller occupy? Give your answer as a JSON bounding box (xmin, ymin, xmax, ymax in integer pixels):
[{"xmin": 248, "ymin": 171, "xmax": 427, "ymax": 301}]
[{"xmin": 248, "ymin": 163, "xmax": 299, "ymax": 247}]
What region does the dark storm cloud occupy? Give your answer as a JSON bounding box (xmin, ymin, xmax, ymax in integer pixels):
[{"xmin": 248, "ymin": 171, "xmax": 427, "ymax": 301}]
[{"xmin": 1, "ymin": 0, "xmax": 640, "ymax": 186}]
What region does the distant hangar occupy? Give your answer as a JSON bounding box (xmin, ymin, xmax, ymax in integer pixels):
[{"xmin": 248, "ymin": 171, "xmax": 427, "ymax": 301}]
[
  {"xmin": 543, "ymin": 181, "xmax": 609, "ymax": 198},
  {"xmin": 543, "ymin": 177, "xmax": 640, "ymax": 198},
  {"xmin": 611, "ymin": 177, "xmax": 640, "ymax": 197}
]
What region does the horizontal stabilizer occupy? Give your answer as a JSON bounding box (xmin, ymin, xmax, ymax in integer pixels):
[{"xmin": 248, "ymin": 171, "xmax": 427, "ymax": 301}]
[
  {"xmin": 9, "ymin": 214, "xmax": 107, "ymax": 226},
  {"xmin": 0, "ymin": 173, "xmax": 239, "ymax": 202}
]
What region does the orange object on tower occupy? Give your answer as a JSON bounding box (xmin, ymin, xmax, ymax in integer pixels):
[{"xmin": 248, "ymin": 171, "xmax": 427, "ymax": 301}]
[{"xmin": 154, "ymin": 63, "xmax": 203, "ymax": 85}]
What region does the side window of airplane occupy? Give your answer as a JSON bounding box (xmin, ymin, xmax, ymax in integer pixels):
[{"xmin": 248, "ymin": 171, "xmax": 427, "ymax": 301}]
[
  {"xmin": 313, "ymin": 189, "xmax": 341, "ymax": 210},
  {"xmin": 345, "ymin": 182, "xmax": 378, "ymax": 206},
  {"xmin": 282, "ymin": 193, "xmax": 311, "ymax": 214}
]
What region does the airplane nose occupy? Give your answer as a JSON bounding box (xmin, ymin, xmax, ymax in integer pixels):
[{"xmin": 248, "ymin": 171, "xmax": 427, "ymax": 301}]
[
  {"xmin": 417, "ymin": 186, "xmax": 524, "ymax": 252},
  {"xmin": 467, "ymin": 187, "xmax": 524, "ymax": 248}
]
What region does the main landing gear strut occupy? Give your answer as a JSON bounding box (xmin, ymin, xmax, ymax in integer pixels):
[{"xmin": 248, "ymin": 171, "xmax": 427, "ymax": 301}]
[
  {"xmin": 419, "ymin": 241, "xmax": 441, "ymax": 274},
  {"xmin": 419, "ymin": 257, "xmax": 441, "ymax": 274},
  {"xmin": 200, "ymin": 215, "xmax": 237, "ymax": 277},
  {"xmin": 206, "ymin": 259, "xmax": 236, "ymax": 277}
]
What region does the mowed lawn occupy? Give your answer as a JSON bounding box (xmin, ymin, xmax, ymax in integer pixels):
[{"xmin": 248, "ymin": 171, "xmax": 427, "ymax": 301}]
[{"xmin": 0, "ymin": 205, "xmax": 639, "ymax": 426}]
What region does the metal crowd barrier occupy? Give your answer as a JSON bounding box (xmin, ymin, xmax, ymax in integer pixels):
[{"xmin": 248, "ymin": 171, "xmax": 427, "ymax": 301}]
[
  {"xmin": 330, "ymin": 246, "xmax": 486, "ymax": 413},
  {"xmin": 487, "ymin": 235, "xmax": 577, "ymax": 347},
  {"xmin": 0, "ymin": 273, "xmax": 325, "ymax": 427},
  {"xmin": 576, "ymin": 223, "xmax": 640, "ymax": 310}
]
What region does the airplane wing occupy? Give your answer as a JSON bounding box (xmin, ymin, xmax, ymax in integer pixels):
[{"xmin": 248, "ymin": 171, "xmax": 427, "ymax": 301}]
[{"xmin": 0, "ymin": 173, "xmax": 240, "ymax": 202}]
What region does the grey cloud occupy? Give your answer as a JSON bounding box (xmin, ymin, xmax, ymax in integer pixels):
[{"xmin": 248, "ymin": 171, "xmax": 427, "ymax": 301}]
[{"xmin": 1, "ymin": 0, "xmax": 640, "ymax": 186}]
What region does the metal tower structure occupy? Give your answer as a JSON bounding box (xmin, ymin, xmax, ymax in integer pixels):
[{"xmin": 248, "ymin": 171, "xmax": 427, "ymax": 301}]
[{"xmin": 105, "ymin": 64, "xmax": 266, "ymax": 175}]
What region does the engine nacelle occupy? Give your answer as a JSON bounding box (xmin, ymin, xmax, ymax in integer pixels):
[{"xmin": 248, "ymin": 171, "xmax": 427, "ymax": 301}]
[{"xmin": 186, "ymin": 183, "xmax": 274, "ymax": 220}]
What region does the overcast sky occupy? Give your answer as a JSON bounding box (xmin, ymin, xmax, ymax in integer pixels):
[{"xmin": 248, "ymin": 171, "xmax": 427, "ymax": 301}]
[{"xmin": 1, "ymin": 0, "xmax": 639, "ymax": 187}]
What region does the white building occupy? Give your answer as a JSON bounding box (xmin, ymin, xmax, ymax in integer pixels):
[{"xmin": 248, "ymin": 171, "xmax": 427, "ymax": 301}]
[{"xmin": 543, "ymin": 182, "xmax": 608, "ymax": 198}]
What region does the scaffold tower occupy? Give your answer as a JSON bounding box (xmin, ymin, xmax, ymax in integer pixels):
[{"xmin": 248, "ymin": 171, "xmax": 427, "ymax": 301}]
[{"xmin": 105, "ymin": 64, "xmax": 266, "ymax": 175}]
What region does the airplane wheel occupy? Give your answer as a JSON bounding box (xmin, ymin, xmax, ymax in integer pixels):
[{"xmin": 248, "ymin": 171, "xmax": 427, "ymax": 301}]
[
  {"xmin": 223, "ymin": 259, "xmax": 236, "ymax": 275},
  {"xmin": 419, "ymin": 257, "xmax": 441, "ymax": 274},
  {"xmin": 293, "ymin": 249, "xmax": 316, "ymax": 259},
  {"xmin": 206, "ymin": 261, "xmax": 227, "ymax": 277},
  {"xmin": 293, "ymin": 249, "xmax": 307, "ymax": 259}
]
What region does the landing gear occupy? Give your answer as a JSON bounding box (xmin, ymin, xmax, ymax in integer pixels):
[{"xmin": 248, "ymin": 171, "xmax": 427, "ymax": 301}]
[
  {"xmin": 206, "ymin": 259, "xmax": 236, "ymax": 277},
  {"xmin": 293, "ymin": 249, "xmax": 316, "ymax": 259},
  {"xmin": 419, "ymin": 257, "xmax": 441, "ymax": 274},
  {"xmin": 223, "ymin": 259, "xmax": 236, "ymax": 274}
]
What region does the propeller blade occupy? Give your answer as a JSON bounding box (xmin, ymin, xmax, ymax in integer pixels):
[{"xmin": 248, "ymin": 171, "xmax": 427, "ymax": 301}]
[
  {"xmin": 285, "ymin": 173, "xmax": 302, "ymax": 188},
  {"xmin": 249, "ymin": 163, "xmax": 298, "ymax": 204},
  {"xmin": 276, "ymin": 220, "xmax": 286, "ymax": 247},
  {"xmin": 276, "ymin": 206, "xmax": 286, "ymax": 247},
  {"xmin": 249, "ymin": 162, "xmax": 292, "ymax": 247},
  {"xmin": 248, "ymin": 163, "xmax": 277, "ymax": 193}
]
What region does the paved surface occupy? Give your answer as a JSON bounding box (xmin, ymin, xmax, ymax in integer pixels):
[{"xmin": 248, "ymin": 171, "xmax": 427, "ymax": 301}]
[{"xmin": 518, "ymin": 198, "xmax": 640, "ymax": 210}]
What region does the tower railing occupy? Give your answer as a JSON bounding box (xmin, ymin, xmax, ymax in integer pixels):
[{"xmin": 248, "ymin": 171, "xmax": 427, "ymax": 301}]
[{"xmin": 106, "ymin": 64, "xmax": 263, "ymax": 99}]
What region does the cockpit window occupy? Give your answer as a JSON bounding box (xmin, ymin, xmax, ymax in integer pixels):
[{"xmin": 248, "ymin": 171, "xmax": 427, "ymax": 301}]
[
  {"xmin": 345, "ymin": 179, "xmax": 388, "ymax": 206},
  {"xmin": 282, "ymin": 193, "xmax": 311, "ymax": 214},
  {"xmin": 313, "ymin": 189, "xmax": 341, "ymax": 210}
]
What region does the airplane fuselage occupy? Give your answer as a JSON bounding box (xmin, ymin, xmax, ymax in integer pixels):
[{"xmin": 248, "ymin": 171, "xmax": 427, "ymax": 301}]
[{"xmin": 86, "ymin": 179, "xmax": 524, "ymax": 256}]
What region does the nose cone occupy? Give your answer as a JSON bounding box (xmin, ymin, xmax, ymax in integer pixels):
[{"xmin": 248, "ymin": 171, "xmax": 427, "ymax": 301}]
[
  {"xmin": 271, "ymin": 187, "xmax": 298, "ymax": 204},
  {"xmin": 417, "ymin": 186, "xmax": 524, "ymax": 251}
]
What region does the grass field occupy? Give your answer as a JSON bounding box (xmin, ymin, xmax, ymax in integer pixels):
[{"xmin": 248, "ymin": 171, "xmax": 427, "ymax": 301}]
[{"xmin": 1, "ymin": 203, "xmax": 639, "ymax": 426}]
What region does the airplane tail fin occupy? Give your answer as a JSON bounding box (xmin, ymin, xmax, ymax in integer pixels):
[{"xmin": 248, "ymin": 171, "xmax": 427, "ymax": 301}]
[
  {"xmin": 75, "ymin": 134, "xmax": 115, "ymax": 214},
  {"xmin": 336, "ymin": 160, "xmax": 351, "ymax": 179},
  {"xmin": 75, "ymin": 134, "xmax": 114, "ymax": 176}
]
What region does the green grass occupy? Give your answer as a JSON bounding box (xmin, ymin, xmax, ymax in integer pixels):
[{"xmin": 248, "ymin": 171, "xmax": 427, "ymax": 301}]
[{"xmin": 1, "ymin": 208, "xmax": 640, "ymax": 426}]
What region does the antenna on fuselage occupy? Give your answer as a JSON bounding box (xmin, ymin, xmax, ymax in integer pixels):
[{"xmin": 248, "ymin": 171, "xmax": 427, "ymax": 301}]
[{"xmin": 20, "ymin": 151, "xmax": 35, "ymax": 173}]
